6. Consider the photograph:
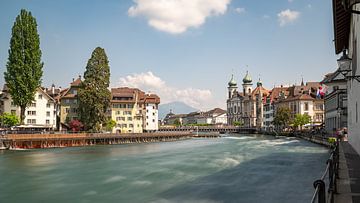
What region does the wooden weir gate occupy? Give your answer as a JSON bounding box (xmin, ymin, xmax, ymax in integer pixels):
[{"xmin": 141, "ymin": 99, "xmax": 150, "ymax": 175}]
[
  {"xmin": 0, "ymin": 132, "xmax": 195, "ymax": 149},
  {"xmin": 159, "ymin": 126, "xmax": 257, "ymax": 134}
]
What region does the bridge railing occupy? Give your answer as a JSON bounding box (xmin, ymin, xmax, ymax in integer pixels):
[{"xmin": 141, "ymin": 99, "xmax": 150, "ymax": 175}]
[{"xmin": 310, "ymin": 140, "xmax": 339, "ymax": 203}]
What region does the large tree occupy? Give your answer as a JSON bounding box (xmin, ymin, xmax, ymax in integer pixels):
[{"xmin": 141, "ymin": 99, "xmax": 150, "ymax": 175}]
[
  {"xmin": 273, "ymin": 106, "xmax": 292, "ymax": 132},
  {"xmin": 4, "ymin": 9, "xmax": 43, "ymax": 124},
  {"xmin": 292, "ymin": 114, "xmax": 311, "ymax": 131},
  {"xmin": 78, "ymin": 47, "xmax": 111, "ymax": 132}
]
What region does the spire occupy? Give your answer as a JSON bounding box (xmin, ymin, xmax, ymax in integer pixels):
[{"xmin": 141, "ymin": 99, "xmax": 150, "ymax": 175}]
[
  {"xmin": 243, "ymin": 70, "xmax": 252, "ymax": 84},
  {"xmin": 301, "ymin": 76, "xmax": 304, "ymax": 86},
  {"xmin": 228, "ymin": 74, "xmax": 237, "ymax": 87},
  {"xmin": 257, "ymin": 77, "xmax": 263, "ymax": 87}
]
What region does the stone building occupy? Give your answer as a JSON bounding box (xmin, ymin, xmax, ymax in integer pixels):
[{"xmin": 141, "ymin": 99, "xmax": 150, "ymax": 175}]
[{"xmin": 226, "ymin": 71, "xmax": 269, "ymax": 128}]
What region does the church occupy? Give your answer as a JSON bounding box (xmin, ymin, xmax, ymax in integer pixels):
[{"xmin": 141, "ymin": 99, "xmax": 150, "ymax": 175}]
[{"xmin": 226, "ymin": 71, "xmax": 269, "ymax": 128}]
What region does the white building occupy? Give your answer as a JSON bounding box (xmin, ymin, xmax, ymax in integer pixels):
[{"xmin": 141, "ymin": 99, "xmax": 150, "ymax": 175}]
[
  {"xmin": 143, "ymin": 94, "xmax": 160, "ymax": 132},
  {"xmin": 0, "ymin": 85, "xmax": 57, "ymax": 130},
  {"xmin": 197, "ymin": 108, "xmax": 227, "ymax": 125},
  {"xmin": 333, "ymin": 0, "xmax": 360, "ymax": 153},
  {"xmin": 322, "ymin": 69, "xmax": 347, "ymax": 134}
]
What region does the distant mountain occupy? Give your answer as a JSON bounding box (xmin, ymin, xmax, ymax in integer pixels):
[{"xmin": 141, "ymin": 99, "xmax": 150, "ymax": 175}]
[{"xmin": 158, "ymin": 102, "xmax": 198, "ymax": 120}]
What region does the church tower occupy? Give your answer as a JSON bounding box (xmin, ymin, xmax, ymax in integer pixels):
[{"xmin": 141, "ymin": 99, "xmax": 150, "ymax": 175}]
[
  {"xmin": 242, "ymin": 71, "xmax": 253, "ymax": 95},
  {"xmin": 228, "ymin": 74, "xmax": 237, "ymax": 99}
]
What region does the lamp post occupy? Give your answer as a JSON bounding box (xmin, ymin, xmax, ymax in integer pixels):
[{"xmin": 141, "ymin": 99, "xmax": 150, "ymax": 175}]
[
  {"xmin": 337, "ymin": 49, "xmax": 360, "ymax": 82},
  {"xmin": 342, "ymin": 0, "xmax": 360, "ymax": 14}
]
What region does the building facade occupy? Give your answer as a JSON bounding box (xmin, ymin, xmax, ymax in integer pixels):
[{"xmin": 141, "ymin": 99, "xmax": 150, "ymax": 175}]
[
  {"xmin": 226, "ymin": 71, "xmax": 269, "ymax": 128},
  {"xmin": 0, "ymin": 85, "xmax": 57, "ymax": 130},
  {"xmin": 59, "ymin": 77, "xmax": 81, "ymax": 129},
  {"xmin": 110, "ymin": 87, "xmax": 160, "ymax": 133},
  {"xmin": 333, "ymin": 0, "xmax": 360, "ymax": 153},
  {"xmin": 322, "ymin": 69, "xmax": 347, "ymax": 134}
]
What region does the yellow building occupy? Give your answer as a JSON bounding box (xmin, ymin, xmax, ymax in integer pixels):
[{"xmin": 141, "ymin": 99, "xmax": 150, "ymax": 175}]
[
  {"xmin": 111, "ymin": 87, "xmax": 144, "ymax": 133},
  {"xmin": 59, "ymin": 77, "xmax": 82, "ymax": 129}
]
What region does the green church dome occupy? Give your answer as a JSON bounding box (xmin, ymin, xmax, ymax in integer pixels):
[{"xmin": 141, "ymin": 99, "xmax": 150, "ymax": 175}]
[
  {"xmin": 243, "ymin": 71, "xmax": 252, "ymax": 84},
  {"xmin": 228, "ymin": 74, "xmax": 237, "ymax": 87}
]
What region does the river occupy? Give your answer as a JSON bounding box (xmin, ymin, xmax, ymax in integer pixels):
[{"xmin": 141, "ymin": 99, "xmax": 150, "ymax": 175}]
[{"xmin": 0, "ymin": 134, "xmax": 329, "ymax": 203}]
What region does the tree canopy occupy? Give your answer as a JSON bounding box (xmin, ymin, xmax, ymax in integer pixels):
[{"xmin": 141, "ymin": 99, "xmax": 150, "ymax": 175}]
[
  {"xmin": 4, "ymin": 9, "xmax": 43, "ymax": 124},
  {"xmin": 273, "ymin": 106, "xmax": 292, "ymax": 131},
  {"xmin": 0, "ymin": 113, "xmax": 20, "ymax": 127},
  {"xmin": 78, "ymin": 47, "xmax": 111, "ymax": 132},
  {"xmin": 292, "ymin": 114, "xmax": 311, "ymax": 131}
]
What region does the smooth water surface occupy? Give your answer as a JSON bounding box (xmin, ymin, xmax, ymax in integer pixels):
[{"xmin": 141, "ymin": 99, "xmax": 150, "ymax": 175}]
[{"xmin": 0, "ymin": 134, "xmax": 329, "ymax": 203}]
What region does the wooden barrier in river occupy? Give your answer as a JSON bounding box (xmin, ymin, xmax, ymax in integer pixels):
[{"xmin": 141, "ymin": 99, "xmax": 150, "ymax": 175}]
[{"xmin": 0, "ymin": 131, "xmax": 221, "ymax": 150}]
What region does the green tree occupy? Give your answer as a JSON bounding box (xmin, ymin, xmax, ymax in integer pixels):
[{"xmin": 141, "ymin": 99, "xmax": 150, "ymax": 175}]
[
  {"xmin": 292, "ymin": 114, "xmax": 311, "ymax": 131},
  {"xmin": 233, "ymin": 121, "xmax": 243, "ymax": 126},
  {"xmin": 1, "ymin": 113, "xmax": 20, "ymax": 127},
  {"xmin": 173, "ymin": 118, "xmax": 181, "ymax": 126},
  {"xmin": 273, "ymin": 107, "xmax": 292, "ymax": 132},
  {"xmin": 4, "ymin": 9, "xmax": 43, "ymax": 124},
  {"xmin": 105, "ymin": 119, "xmax": 116, "ymax": 132},
  {"xmin": 78, "ymin": 47, "xmax": 111, "ymax": 132}
]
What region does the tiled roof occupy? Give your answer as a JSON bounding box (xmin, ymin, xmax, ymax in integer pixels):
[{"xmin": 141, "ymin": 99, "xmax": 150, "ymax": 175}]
[{"xmin": 70, "ymin": 77, "xmax": 82, "ymax": 87}]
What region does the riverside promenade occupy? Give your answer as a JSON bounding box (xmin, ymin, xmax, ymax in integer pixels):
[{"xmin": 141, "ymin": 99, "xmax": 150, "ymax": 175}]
[
  {"xmin": 334, "ymin": 141, "xmax": 360, "ymax": 203},
  {"xmin": 0, "ymin": 131, "xmax": 210, "ymax": 150}
]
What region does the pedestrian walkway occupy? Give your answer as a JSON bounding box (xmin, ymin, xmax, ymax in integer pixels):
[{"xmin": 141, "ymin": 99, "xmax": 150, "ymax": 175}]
[{"xmin": 334, "ymin": 142, "xmax": 360, "ymax": 203}]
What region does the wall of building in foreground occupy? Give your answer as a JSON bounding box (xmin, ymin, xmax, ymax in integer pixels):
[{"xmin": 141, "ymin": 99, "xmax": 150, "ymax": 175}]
[{"xmin": 348, "ymin": 10, "xmax": 360, "ymax": 155}]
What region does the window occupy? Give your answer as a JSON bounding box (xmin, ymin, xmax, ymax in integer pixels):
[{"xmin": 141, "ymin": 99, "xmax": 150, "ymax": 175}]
[
  {"xmin": 304, "ymin": 102, "xmax": 309, "ymax": 111},
  {"xmin": 27, "ymin": 119, "xmax": 36, "ymax": 124},
  {"xmin": 71, "ymin": 108, "xmax": 77, "ymax": 113},
  {"xmin": 46, "ymin": 120, "xmax": 50, "ymax": 124},
  {"xmin": 11, "ymin": 110, "xmax": 16, "ymax": 115},
  {"xmin": 72, "ymin": 89, "xmax": 77, "ymax": 95},
  {"xmin": 65, "ymin": 99, "xmax": 70, "ymax": 104},
  {"xmin": 122, "ymin": 124, "xmax": 127, "ymax": 128},
  {"xmin": 65, "ymin": 108, "xmax": 70, "ymax": 113},
  {"xmin": 153, "ymin": 119, "xmax": 155, "ymax": 122},
  {"xmin": 116, "ymin": 117, "xmax": 125, "ymax": 121},
  {"xmin": 129, "ymin": 124, "xmax": 134, "ymax": 128},
  {"xmin": 46, "ymin": 103, "xmax": 51, "ymax": 108},
  {"xmin": 27, "ymin": 111, "xmax": 36, "ymax": 116},
  {"xmin": 146, "ymin": 116, "xmax": 149, "ymax": 119},
  {"xmin": 127, "ymin": 117, "xmax": 132, "ymax": 121},
  {"xmin": 153, "ymin": 112, "xmax": 155, "ymax": 116},
  {"xmin": 128, "ymin": 104, "xmax": 134, "ymax": 108},
  {"xmin": 46, "ymin": 111, "xmax": 50, "ymax": 117},
  {"xmin": 38, "ymin": 94, "xmax": 42, "ymax": 99},
  {"xmin": 73, "ymin": 100, "xmax": 77, "ymax": 104},
  {"xmin": 30, "ymin": 103, "xmax": 36, "ymax": 107},
  {"xmin": 146, "ymin": 122, "xmax": 148, "ymax": 126}
]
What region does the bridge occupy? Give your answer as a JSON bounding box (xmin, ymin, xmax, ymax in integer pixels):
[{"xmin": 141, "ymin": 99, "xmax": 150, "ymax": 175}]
[{"xmin": 158, "ymin": 126, "xmax": 257, "ymax": 134}]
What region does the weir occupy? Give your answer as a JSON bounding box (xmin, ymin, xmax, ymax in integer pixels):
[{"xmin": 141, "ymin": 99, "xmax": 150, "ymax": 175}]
[{"xmin": 0, "ymin": 131, "xmax": 220, "ymax": 150}]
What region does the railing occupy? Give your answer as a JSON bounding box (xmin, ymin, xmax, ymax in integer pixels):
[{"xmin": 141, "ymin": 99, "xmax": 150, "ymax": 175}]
[{"xmin": 311, "ymin": 140, "xmax": 339, "ymax": 203}]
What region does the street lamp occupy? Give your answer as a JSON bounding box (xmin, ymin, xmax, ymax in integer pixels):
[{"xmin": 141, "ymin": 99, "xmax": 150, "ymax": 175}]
[
  {"xmin": 342, "ymin": 0, "xmax": 360, "ymax": 14},
  {"xmin": 337, "ymin": 49, "xmax": 360, "ymax": 82}
]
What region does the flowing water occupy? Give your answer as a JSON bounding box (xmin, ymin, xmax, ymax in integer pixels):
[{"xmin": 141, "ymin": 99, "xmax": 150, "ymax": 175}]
[{"xmin": 0, "ymin": 134, "xmax": 329, "ymax": 203}]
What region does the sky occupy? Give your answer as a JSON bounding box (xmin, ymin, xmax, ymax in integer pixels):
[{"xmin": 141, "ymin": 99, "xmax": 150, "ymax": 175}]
[{"xmin": 0, "ymin": 0, "xmax": 338, "ymax": 110}]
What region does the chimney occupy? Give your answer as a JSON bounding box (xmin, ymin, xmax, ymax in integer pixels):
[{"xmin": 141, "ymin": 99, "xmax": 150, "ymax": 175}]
[{"xmin": 72, "ymin": 78, "xmax": 75, "ymax": 82}]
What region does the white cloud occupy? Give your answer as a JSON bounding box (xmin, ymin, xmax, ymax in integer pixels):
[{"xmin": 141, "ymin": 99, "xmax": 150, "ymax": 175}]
[
  {"xmin": 308, "ymin": 4, "xmax": 312, "ymax": 9},
  {"xmin": 235, "ymin": 7, "xmax": 245, "ymax": 14},
  {"xmin": 128, "ymin": 0, "xmax": 231, "ymax": 34},
  {"xmin": 277, "ymin": 9, "xmax": 300, "ymax": 26},
  {"xmin": 288, "ymin": 0, "xmax": 294, "ymax": 2},
  {"xmin": 118, "ymin": 71, "xmax": 213, "ymax": 110}
]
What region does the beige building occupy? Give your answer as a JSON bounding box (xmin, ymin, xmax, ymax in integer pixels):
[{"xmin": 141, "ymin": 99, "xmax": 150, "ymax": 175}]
[
  {"xmin": 110, "ymin": 87, "xmax": 160, "ymax": 133},
  {"xmin": 59, "ymin": 77, "xmax": 82, "ymax": 129}
]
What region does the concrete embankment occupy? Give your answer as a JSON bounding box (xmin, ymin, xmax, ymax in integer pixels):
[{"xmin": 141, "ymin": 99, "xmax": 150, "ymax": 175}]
[{"xmin": 0, "ymin": 132, "xmax": 208, "ymax": 150}]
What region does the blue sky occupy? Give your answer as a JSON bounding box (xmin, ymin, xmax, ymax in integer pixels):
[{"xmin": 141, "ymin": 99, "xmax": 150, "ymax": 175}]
[{"xmin": 0, "ymin": 0, "xmax": 337, "ymax": 110}]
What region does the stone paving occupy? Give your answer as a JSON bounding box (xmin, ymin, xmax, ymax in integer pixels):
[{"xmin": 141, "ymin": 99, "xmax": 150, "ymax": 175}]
[{"xmin": 334, "ymin": 142, "xmax": 360, "ymax": 203}]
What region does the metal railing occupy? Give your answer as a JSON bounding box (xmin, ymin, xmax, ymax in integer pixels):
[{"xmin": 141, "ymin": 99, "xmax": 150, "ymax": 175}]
[{"xmin": 311, "ymin": 140, "xmax": 339, "ymax": 203}]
